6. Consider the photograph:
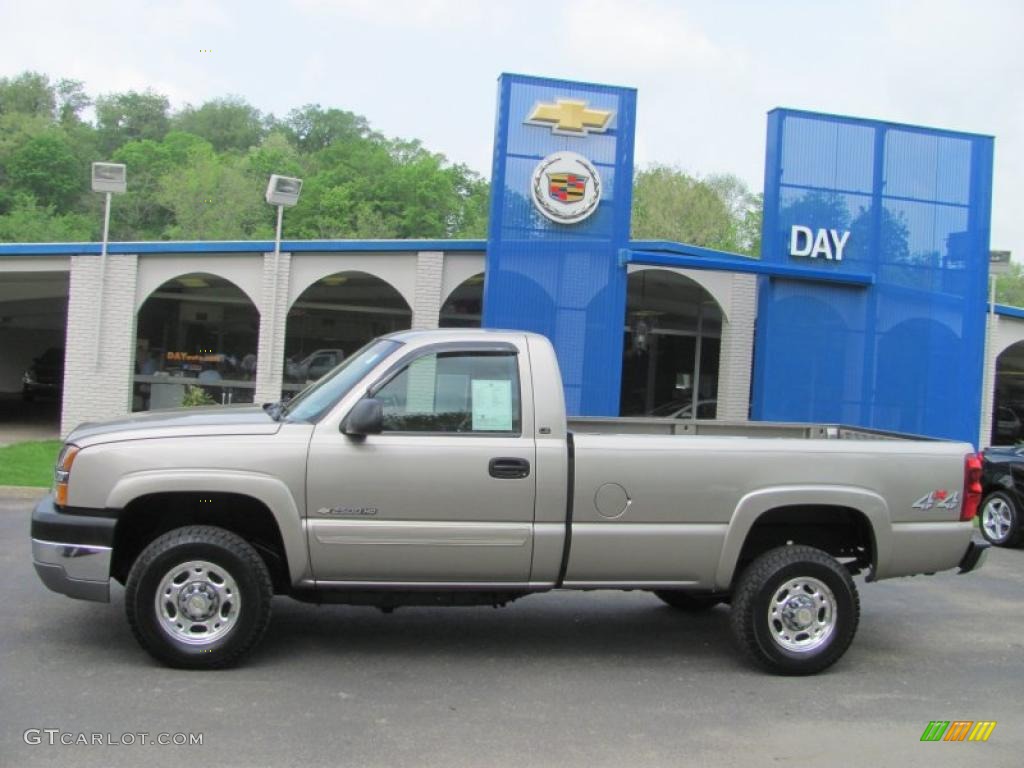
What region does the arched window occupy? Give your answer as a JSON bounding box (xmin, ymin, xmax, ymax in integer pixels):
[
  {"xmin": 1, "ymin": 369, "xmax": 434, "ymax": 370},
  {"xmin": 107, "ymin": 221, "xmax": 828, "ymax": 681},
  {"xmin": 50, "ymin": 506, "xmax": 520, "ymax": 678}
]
[
  {"xmin": 993, "ymin": 342, "xmax": 1024, "ymax": 445},
  {"xmin": 439, "ymin": 273, "xmax": 484, "ymax": 328},
  {"xmin": 133, "ymin": 273, "xmax": 260, "ymax": 411},
  {"xmin": 620, "ymin": 269, "xmax": 724, "ymax": 418},
  {"xmin": 283, "ymin": 271, "xmax": 411, "ymax": 392}
]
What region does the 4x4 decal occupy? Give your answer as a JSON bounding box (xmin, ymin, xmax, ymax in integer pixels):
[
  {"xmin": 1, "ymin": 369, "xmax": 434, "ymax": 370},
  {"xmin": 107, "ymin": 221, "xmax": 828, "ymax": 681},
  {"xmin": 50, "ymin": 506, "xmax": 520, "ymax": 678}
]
[{"xmin": 912, "ymin": 490, "xmax": 960, "ymax": 511}]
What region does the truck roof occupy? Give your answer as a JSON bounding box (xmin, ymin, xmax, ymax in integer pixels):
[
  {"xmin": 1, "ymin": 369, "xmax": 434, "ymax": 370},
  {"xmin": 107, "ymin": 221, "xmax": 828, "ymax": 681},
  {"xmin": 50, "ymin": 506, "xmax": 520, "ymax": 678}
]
[{"xmin": 382, "ymin": 328, "xmax": 543, "ymax": 344}]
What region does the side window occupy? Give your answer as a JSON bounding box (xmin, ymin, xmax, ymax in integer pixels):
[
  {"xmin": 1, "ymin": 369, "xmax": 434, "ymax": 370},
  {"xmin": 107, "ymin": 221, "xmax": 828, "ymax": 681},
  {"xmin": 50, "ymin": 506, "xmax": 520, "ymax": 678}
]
[{"xmin": 375, "ymin": 352, "xmax": 521, "ymax": 434}]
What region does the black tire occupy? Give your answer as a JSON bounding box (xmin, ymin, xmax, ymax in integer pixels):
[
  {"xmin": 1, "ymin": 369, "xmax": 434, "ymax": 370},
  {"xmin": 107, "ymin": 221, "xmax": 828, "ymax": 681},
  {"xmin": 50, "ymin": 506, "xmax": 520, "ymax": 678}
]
[
  {"xmin": 730, "ymin": 545, "xmax": 859, "ymax": 675},
  {"xmin": 979, "ymin": 491, "xmax": 1022, "ymax": 548},
  {"xmin": 125, "ymin": 526, "xmax": 273, "ymax": 669},
  {"xmin": 653, "ymin": 590, "xmax": 724, "ymax": 612},
  {"xmin": 22, "ymin": 389, "xmax": 34, "ymax": 402}
]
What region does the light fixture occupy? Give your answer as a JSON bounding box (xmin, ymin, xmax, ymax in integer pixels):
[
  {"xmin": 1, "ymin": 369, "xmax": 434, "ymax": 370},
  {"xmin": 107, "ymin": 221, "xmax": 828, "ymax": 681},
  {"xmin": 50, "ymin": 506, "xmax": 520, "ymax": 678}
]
[
  {"xmin": 92, "ymin": 161, "xmax": 128, "ymax": 369},
  {"xmin": 91, "ymin": 162, "xmax": 127, "ymax": 194},
  {"xmin": 266, "ymin": 174, "xmax": 304, "ymax": 389},
  {"xmin": 265, "ymin": 175, "xmax": 303, "ymax": 207}
]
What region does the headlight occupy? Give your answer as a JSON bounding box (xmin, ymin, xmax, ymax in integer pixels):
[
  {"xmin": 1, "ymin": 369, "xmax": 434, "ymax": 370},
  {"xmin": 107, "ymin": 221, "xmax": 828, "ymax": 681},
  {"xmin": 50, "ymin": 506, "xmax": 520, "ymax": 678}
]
[
  {"xmin": 54, "ymin": 444, "xmax": 79, "ymax": 506},
  {"xmin": 22, "ymin": 370, "xmax": 35, "ymax": 385}
]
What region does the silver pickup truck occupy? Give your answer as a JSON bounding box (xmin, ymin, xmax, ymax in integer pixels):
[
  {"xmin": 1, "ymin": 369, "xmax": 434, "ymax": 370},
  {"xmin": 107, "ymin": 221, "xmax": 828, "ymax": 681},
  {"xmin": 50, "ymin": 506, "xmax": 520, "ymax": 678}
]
[{"xmin": 31, "ymin": 329, "xmax": 989, "ymax": 674}]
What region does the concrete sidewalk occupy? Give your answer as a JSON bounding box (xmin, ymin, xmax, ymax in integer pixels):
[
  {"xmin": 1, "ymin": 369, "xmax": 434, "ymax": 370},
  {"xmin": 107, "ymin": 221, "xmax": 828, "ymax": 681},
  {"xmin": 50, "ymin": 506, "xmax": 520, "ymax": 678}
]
[
  {"xmin": 0, "ymin": 392, "xmax": 60, "ymax": 446},
  {"xmin": 0, "ymin": 486, "xmax": 47, "ymax": 499}
]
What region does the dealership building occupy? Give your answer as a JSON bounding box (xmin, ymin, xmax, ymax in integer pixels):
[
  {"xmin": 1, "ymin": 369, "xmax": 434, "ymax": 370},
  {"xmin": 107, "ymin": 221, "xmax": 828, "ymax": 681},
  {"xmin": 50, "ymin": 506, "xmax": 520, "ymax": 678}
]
[{"xmin": 0, "ymin": 74, "xmax": 1019, "ymax": 448}]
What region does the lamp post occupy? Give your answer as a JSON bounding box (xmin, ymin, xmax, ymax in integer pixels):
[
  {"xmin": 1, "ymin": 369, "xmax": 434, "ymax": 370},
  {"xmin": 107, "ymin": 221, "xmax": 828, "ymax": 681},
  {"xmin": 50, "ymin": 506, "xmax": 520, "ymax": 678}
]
[
  {"xmin": 264, "ymin": 175, "xmax": 303, "ymax": 388},
  {"xmin": 90, "ymin": 162, "xmax": 127, "ymax": 369}
]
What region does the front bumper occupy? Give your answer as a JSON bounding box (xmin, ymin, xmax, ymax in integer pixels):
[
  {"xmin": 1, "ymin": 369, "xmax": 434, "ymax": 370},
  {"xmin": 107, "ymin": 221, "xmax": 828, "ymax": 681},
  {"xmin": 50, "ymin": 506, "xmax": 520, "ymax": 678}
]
[
  {"xmin": 958, "ymin": 539, "xmax": 990, "ymax": 574},
  {"xmin": 31, "ymin": 494, "xmax": 115, "ymax": 602}
]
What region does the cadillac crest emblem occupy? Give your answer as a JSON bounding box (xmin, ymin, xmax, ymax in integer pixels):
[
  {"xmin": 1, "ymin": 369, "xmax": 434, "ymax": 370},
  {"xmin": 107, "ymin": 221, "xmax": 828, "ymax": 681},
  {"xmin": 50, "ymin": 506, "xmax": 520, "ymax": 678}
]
[{"xmin": 531, "ymin": 151, "xmax": 602, "ymax": 224}]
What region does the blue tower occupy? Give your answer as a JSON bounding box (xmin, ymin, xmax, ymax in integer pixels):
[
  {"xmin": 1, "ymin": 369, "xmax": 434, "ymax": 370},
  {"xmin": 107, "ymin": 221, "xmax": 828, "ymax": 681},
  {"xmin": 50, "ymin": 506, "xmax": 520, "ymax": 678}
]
[{"xmin": 482, "ymin": 74, "xmax": 637, "ymax": 416}]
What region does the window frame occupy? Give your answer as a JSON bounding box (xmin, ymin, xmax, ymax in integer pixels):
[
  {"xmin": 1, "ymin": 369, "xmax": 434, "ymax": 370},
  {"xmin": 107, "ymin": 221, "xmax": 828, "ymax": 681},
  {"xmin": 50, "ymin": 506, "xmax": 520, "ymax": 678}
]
[{"xmin": 366, "ymin": 342, "xmax": 524, "ymax": 438}]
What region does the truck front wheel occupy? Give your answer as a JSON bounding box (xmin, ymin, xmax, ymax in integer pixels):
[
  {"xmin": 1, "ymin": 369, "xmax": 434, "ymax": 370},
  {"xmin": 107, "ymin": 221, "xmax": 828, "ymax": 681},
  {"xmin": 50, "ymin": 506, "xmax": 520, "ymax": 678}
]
[
  {"xmin": 125, "ymin": 526, "xmax": 273, "ymax": 669},
  {"xmin": 730, "ymin": 545, "xmax": 859, "ymax": 675}
]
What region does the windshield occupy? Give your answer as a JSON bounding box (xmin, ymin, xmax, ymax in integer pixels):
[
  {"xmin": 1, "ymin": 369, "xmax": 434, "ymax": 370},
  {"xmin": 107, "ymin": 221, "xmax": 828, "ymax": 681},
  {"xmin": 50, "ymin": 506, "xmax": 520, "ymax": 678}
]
[{"xmin": 282, "ymin": 339, "xmax": 402, "ymax": 423}]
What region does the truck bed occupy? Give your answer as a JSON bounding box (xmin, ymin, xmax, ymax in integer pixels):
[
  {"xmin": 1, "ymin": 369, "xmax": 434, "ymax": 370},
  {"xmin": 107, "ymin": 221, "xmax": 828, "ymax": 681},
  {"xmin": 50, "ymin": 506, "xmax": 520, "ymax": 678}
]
[{"xmin": 567, "ymin": 417, "xmax": 932, "ymax": 441}]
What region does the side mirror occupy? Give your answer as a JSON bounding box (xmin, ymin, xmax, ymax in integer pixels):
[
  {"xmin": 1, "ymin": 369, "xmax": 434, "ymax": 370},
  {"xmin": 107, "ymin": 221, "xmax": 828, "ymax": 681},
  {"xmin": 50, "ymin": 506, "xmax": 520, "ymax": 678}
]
[{"xmin": 342, "ymin": 398, "xmax": 383, "ymax": 437}]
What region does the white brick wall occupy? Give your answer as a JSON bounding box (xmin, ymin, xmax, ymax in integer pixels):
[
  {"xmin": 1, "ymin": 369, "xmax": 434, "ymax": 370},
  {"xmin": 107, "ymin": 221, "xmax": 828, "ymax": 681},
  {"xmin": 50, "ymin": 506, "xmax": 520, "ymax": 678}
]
[
  {"xmin": 51, "ymin": 248, "xmax": 763, "ymax": 435},
  {"xmin": 717, "ymin": 274, "xmax": 757, "ymax": 421},
  {"xmin": 61, "ymin": 253, "xmax": 139, "ymax": 437},
  {"xmin": 412, "ymin": 251, "xmax": 445, "ymax": 330},
  {"xmin": 254, "ymin": 251, "xmax": 291, "ymax": 405}
]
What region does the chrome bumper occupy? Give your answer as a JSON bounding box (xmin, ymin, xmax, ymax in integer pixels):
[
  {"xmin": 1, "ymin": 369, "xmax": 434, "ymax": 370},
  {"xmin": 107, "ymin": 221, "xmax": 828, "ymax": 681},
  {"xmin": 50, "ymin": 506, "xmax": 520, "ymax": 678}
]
[
  {"xmin": 32, "ymin": 540, "xmax": 111, "ymax": 602},
  {"xmin": 31, "ymin": 494, "xmax": 115, "ymax": 603}
]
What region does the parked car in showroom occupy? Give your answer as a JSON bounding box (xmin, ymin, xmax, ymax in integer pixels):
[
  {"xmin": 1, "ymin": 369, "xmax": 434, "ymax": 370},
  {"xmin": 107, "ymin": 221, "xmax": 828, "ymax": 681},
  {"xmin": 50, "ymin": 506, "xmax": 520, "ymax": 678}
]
[
  {"xmin": 22, "ymin": 347, "xmax": 64, "ymax": 401},
  {"xmin": 647, "ymin": 398, "xmax": 718, "ymax": 419},
  {"xmin": 285, "ymin": 348, "xmax": 344, "ymax": 383},
  {"xmin": 980, "ymin": 446, "xmax": 1024, "ymax": 547}
]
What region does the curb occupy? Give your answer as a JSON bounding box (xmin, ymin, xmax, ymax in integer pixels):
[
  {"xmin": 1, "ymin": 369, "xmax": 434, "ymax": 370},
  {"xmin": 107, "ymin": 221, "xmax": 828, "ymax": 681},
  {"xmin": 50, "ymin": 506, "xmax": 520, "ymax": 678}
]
[{"xmin": 0, "ymin": 486, "xmax": 49, "ymax": 500}]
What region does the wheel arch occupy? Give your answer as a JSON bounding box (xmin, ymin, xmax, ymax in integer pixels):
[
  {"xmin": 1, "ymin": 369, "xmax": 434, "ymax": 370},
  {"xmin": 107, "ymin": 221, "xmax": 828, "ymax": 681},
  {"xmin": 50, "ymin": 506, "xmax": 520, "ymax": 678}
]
[
  {"xmin": 107, "ymin": 471, "xmax": 309, "ymax": 587},
  {"xmin": 715, "ymin": 486, "xmax": 889, "ymax": 590}
]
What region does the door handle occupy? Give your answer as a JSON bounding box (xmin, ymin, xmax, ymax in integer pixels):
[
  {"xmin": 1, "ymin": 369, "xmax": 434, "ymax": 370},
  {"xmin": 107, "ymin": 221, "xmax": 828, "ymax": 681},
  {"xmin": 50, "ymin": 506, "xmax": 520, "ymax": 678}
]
[{"xmin": 489, "ymin": 457, "xmax": 531, "ymax": 479}]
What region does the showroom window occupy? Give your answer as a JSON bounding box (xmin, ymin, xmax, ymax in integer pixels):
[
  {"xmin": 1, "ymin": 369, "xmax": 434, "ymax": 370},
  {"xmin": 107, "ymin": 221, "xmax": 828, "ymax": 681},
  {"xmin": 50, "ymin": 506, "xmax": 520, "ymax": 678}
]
[
  {"xmin": 620, "ymin": 269, "xmax": 723, "ymax": 418},
  {"xmin": 439, "ymin": 273, "xmax": 483, "ymax": 328},
  {"xmin": 133, "ymin": 273, "xmax": 260, "ymax": 411},
  {"xmin": 284, "ymin": 271, "xmax": 411, "ymax": 393}
]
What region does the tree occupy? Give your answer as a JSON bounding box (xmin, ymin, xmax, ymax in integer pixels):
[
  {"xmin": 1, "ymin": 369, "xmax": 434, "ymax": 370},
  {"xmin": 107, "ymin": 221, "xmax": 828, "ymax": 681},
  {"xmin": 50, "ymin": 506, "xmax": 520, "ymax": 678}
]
[
  {"xmin": 156, "ymin": 146, "xmax": 273, "ymax": 240},
  {"xmin": 246, "ymin": 131, "xmax": 303, "ymax": 179},
  {"xmin": 738, "ymin": 193, "xmax": 763, "ymax": 257},
  {"xmin": 0, "ymin": 194, "xmax": 93, "ymax": 242},
  {"xmin": 55, "ymin": 79, "xmax": 90, "ymax": 124},
  {"xmin": 95, "ymin": 90, "xmax": 170, "ymax": 153},
  {"xmin": 0, "ymin": 72, "xmax": 55, "ymax": 118},
  {"xmin": 996, "ymin": 262, "xmax": 1024, "ymax": 309},
  {"xmin": 173, "ymin": 97, "xmax": 265, "ymax": 152},
  {"xmin": 632, "ymin": 165, "xmax": 744, "ymax": 252},
  {"xmin": 285, "ymin": 105, "xmax": 373, "ymax": 152},
  {"xmin": 7, "ymin": 130, "xmax": 84, "ymax": 209}
]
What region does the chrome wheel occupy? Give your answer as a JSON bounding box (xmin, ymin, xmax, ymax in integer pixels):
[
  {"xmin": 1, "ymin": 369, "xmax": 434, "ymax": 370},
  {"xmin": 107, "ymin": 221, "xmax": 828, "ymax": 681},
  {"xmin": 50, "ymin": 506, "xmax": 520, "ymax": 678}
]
[
  {"xmin": 767, "ymin": 576, "xmax": 836, "ymax": 653},
  {"xmin": 982, "ymin": 497, "xmax": 1013, "ymax": 543},
  {"xmin": 155, "ymin": 560, "xmax": 240, "ymax": 646}
]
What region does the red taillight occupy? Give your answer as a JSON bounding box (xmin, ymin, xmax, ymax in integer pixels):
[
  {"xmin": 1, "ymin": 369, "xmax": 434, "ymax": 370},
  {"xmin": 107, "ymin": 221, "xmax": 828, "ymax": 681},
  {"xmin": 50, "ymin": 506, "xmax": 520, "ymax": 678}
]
[{"xmin": 962, "ymin": 453, "xmax": 983, "ymax": 522}]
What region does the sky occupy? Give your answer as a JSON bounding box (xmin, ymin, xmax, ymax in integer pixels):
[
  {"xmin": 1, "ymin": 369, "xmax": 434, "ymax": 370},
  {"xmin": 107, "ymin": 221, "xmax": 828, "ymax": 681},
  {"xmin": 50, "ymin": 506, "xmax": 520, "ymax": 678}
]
[{"xmin": 1, "ymin": 0, "xmax": 1021, "ymax": 252}]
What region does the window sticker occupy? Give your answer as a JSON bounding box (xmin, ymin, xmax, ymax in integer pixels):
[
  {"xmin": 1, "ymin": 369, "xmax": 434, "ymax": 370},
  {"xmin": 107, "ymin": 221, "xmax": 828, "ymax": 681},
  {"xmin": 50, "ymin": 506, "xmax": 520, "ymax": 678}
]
[{"xmin": 471, "ymin": 379, "xmax": 513, "ymax": 431}]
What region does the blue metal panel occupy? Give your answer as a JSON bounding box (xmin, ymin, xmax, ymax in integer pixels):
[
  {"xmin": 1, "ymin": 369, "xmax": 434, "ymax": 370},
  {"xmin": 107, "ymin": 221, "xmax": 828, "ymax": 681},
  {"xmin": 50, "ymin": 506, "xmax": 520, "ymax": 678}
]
[
  {"xmin": 755, "ymin": 109, "xmax": 994, "ymax": 445},
  {"xmin": 482, "ymin": 74, "xmax": 637, "ymax": 416},
  {"xmin": 623, "ymin": 247, "xmax": 874, "ymax": 287},
  {"xmin": 996, "ymin": 304, "xmax": 1024, "ymax": 320}
]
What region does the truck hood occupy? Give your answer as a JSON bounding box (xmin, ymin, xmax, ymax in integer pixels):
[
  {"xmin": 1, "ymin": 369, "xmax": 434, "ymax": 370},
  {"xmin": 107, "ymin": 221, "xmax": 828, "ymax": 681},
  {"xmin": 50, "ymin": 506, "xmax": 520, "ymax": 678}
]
[{"xmin": 67, "ymin": 405, "xmax": 282, "ymax": 448}]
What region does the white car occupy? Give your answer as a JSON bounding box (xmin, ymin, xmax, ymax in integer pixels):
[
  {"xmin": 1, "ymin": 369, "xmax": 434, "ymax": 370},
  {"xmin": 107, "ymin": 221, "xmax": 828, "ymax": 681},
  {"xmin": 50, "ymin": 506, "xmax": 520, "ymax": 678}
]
[
  {"xmin": 648, "ymin": 399, "xmax": 718, "ymax": 419},
  {"xmin": 286, "ymin": 349, "xmax": 344, "ymax": 382}
]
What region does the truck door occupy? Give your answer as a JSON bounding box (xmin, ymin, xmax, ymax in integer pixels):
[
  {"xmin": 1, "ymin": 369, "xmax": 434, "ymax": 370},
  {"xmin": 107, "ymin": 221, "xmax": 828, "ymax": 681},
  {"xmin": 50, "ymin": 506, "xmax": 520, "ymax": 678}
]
[{"xmin": 305, "ymin": 343, "xmax": 537, "ymax": 584}]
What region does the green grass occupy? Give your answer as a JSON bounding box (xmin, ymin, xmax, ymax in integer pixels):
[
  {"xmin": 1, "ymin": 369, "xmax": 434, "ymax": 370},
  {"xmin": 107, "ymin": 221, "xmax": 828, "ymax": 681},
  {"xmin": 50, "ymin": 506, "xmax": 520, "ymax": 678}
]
[{"xmin": 0, "ymin": 440, "xmax": 62, "ymax": 487}]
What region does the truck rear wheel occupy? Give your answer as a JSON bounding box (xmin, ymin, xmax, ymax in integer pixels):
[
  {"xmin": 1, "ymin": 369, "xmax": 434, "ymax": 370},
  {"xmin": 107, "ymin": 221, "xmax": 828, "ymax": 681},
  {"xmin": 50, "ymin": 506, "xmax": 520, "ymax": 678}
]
[
  {"xmin": 730, "ymin": 545, "xmax": 859, "ymax": 675},
  {"xmin": 125, "ymin": 526, "xmax": 273, "ymax": 669}
]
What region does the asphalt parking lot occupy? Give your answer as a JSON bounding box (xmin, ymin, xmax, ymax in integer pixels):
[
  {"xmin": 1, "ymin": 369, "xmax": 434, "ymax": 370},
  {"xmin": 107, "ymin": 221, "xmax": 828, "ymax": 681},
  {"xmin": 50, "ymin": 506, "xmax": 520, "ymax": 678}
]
[{"xmin": 2, "ymin": 493, "xmax": 1022, "ymax": 768}]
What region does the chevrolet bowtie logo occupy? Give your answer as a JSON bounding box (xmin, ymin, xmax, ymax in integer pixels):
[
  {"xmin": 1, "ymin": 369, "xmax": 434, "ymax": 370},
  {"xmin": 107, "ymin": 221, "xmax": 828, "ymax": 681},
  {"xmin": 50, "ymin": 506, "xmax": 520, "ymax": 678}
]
[{"xmin": 525, "ymin": 99, "xmax": 614, "ymax": 137}]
